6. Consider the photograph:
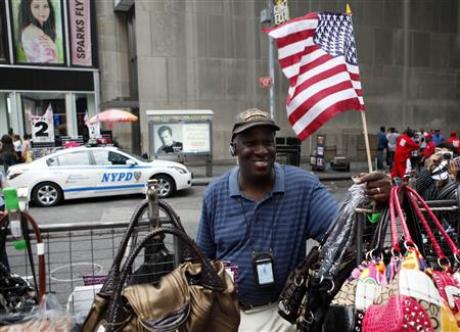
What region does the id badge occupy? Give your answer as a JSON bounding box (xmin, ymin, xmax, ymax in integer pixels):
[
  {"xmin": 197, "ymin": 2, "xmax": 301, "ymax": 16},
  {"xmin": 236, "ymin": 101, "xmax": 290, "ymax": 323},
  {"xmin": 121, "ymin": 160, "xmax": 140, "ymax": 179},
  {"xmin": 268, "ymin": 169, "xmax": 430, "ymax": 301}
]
[{"xmin": 252, "ymin": 251, "xmax": 275, "ymax": 287}]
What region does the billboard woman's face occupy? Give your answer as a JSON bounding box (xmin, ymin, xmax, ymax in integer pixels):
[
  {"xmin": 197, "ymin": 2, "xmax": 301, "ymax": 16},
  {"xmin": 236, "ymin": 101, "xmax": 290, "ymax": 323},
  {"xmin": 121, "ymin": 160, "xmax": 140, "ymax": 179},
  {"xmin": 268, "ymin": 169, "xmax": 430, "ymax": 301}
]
[{"xmin": 30, "ymin": 0, "xmax": 50, "ymax": 26}]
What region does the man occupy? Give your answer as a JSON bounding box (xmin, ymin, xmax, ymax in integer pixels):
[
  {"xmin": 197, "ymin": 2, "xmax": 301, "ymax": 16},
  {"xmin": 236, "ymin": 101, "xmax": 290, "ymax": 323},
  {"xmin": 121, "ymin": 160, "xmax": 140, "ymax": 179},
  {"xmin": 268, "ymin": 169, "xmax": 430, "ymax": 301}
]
[
  {"xmin": 376, "ymin": 126, "xmax": 388, "ymax": 170},
  {"xmin": 386, "ymin": 127, "xmax": 399, "ymax": 169},
  {"xmin": 391, "ymin": 127, "xmax": 419, "ymax": 181},
  {"xmin": 432, "ymin": 129, "xmax": 445, "ymax": 146},
  {"xmin": 156, "ymin": 125, "xmax": 183, "ymax": 154},
  {"xmin": 447, "ymin": 131, "xmax": 460, "ymax": 155},
  {"xmin": 421, "ymin": 133, "xmax": 436, "ymax": 161},
  {"xmin": 196, "ymin": 109, "xmax": 390, "ymax": 331}
]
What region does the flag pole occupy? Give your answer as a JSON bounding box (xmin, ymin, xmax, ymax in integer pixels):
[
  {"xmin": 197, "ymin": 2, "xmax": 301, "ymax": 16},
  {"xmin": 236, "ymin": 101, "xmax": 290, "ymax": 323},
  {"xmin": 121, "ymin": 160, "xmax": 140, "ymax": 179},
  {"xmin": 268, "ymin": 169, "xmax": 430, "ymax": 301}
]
[{"xmin": 346, "ymin": 4, "xmax": 373, "ymax": 173}]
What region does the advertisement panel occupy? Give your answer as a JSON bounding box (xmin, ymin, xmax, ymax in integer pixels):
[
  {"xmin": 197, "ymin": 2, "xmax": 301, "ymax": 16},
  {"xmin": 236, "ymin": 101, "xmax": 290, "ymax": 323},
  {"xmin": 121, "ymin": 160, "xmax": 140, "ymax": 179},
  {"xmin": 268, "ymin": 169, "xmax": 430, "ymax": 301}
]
[
  {"xmin": 68, "ymin": 0, "xmax": 91, "ymax": 66},
  {"xmin": 152, "ymin": 122, "xmax": 211, "ymax": 155},
  {"xmin": 10, "ymin": 0, "xmax": 65, "ymax": 64}
]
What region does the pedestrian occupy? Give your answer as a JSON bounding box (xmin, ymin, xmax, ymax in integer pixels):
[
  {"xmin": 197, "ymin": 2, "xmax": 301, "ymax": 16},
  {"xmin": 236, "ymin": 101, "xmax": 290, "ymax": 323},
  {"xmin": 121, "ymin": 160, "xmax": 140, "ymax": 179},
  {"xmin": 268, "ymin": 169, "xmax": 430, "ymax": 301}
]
[
  {"xmin": 0, "ymin": 135, "xmax": 20, "ymax": 173},
  {"xmin": 21, "ymin": 133, "xmax": 32, "ymax": 163},
  {"xmin": 196, "ymin": 108, "xmax": 390, "ymax": 331},
  {"xmin": 12, "ymin": 134, "xmax": 23, "ymax": 162},
  {"xmin": 391, "ymin": 127, "xmax": 419, "ymax": 182},
  {"xmin": 447, "ymin": 131, "xmax": 460, "ymax": 155},
  {"xmin": 432, "ymin": 129, "xmax": 445, "ymax": 146},
  {"xmin": 386, "ymin": 127, "xmax": 399, "ymax": 169},
  {"xmin": 422, "ymin": 133, "xmax": 436, "ymax": 162},
  {"xmin": 376, "ymin": 126, "xmax": 388, "ymax": 170}
]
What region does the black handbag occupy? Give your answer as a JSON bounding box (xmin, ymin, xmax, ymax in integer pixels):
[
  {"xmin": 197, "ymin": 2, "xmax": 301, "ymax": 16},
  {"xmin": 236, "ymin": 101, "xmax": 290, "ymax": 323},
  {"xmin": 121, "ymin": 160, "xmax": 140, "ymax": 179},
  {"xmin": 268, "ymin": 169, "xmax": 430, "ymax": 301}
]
[{"xmin": 294, "ymin": 184, "xmax": 367, "ymax": 332}]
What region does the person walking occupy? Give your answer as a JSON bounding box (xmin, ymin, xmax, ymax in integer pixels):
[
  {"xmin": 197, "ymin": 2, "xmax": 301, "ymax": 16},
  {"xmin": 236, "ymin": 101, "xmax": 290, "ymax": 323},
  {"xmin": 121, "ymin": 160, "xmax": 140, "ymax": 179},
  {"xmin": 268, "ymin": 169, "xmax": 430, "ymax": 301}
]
[
  {"xmin": 376, "ymin": 126, "xmax": 388, "ymax": 170},
  {"xmin": 196, "ymin": 109, "xmax": 390, "ymax": 331},
  {"xmin": 386, "ymin": 127, "xmax": 399, "ymax": 169},
  {"xmin": 0, "ymin": 135, "xmax": 20, "ymax": 173},
  {"xmin": 391, "ymin": 128, "xmax": 419, "ymax": 181}
]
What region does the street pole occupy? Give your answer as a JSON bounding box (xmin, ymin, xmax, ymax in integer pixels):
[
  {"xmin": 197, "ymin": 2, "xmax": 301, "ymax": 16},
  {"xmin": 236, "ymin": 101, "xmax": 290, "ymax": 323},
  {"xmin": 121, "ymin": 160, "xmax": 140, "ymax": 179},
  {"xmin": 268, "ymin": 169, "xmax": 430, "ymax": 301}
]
[{"xmin": 267, "ymin": 0, "xmax": 276, "ymax": 120}]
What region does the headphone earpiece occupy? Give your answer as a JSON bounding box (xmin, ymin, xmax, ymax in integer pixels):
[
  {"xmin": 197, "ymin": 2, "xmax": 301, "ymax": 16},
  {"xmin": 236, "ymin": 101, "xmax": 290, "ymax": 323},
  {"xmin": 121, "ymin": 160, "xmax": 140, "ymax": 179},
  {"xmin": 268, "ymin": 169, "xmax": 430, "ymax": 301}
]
[{"xmin": 229, "ymin": 143, "xmax": 236, "ymax": 157}]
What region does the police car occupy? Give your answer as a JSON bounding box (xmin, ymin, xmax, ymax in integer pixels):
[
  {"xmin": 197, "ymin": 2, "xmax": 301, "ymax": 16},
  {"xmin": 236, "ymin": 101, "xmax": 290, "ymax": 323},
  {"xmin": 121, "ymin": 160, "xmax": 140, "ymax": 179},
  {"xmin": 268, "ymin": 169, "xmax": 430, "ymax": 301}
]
[{"xmin": 5, "ymin": 146, "xmax": 192, "ymax": 207}]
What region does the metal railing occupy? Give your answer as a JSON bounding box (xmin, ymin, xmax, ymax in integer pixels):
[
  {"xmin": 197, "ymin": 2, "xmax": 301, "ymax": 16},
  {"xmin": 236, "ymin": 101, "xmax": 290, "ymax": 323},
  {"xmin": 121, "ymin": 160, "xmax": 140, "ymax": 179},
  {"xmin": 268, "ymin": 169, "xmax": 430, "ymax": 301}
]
[{"xmin": 4, "ymin": 215, "xmax": 180, "ymax": 315}]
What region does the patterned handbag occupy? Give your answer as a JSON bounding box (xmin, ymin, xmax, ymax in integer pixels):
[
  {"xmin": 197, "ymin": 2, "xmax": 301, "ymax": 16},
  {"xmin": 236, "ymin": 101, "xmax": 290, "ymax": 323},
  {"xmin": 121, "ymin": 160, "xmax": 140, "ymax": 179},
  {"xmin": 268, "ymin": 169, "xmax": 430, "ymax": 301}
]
[
  {"xmin": 362, "ymin": 186, "xmax": 459, "ymax": 332},
  {"xmin": 323, "ymin": 209, "xmax": 392, "ymax": 332}
]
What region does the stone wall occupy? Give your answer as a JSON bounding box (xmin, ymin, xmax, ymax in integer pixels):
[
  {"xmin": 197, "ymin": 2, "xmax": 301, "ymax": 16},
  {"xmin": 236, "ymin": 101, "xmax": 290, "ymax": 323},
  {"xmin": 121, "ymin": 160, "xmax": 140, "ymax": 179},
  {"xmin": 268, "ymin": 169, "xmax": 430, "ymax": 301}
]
[{"xmin": 99, "ymin": 0, "xmax": 460, "ymax": 161}]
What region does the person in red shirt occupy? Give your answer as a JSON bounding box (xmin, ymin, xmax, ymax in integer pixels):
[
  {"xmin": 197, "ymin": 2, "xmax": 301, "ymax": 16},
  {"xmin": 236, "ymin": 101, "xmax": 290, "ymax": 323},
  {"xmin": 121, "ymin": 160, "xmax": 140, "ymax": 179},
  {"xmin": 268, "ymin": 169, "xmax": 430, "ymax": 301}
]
[
  {"xmin": 447, "ymin": 131, "xmax": 460, "ymax": 154},
  {"xmin": 422, "ymin": 133, "xmax": 436, "ymax": 160},
  {"xmin": 391, "ymin": 128, "xmax": 419, "ymax": 180}
]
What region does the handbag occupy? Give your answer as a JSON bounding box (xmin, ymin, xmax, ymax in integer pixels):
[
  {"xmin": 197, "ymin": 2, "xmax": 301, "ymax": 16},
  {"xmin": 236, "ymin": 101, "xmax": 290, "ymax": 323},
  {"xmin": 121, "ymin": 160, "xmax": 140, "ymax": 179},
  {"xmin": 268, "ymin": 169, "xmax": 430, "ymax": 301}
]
[
  {"xmin": 362, "ymin": 186, "xmax": 460, "ymax": 332},
  {"xmin": 82, "ymin": 199, "xmax": 185, "ymax": 332},
  {"xmin": 323, "ymin": 208, "xmax": 391, "ymax": 332},
  {"xmin": 293, "ymin": 183, "xmax": 367, "ymax": 331},
  {"xmin": 99, "ymin": 227, "xmax": 240, "ymax": 332}
]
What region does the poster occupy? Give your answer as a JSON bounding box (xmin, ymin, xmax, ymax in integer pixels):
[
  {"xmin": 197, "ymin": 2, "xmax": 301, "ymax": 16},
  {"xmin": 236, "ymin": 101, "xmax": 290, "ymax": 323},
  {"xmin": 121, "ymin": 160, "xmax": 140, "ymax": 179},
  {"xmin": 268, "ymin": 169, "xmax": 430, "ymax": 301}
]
[
  {"xmin": 31, "ymin": 104, "xmax": 55, "ymax": 143},
  {"xmin": 10, "ymin": 0, "xmax": 65, "ymax": 64},
  {"xmin": 152, "ymin": 122, "xmax": 211, "ymax": 154},
  {"xmin": 182, "ymin": 123, "xmax": 211, "ymax": 153},
  {"xmin": 68, "ymin": 0, "xmax": 92, "ymax": 66},
  {"xmin": 153, "ymin": 123, "xmax": 183, "ymax": 154}
]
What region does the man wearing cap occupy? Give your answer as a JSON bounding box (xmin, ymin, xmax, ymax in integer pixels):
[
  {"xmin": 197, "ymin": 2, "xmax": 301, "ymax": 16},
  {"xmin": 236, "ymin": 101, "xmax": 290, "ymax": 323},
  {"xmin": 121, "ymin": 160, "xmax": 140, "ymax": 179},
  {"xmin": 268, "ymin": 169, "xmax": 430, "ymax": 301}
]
[{"xmin": 196, "ymin": 108, "xmax": 390, "ymax": 331}]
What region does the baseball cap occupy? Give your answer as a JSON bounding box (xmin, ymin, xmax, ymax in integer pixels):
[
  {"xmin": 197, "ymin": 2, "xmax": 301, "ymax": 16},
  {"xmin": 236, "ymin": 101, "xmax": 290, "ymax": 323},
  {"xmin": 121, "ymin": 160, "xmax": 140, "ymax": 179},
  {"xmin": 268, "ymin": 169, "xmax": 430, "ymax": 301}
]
[{"xmin": 231, "ymin": 108, "xmax": 280, "ymax": 141}]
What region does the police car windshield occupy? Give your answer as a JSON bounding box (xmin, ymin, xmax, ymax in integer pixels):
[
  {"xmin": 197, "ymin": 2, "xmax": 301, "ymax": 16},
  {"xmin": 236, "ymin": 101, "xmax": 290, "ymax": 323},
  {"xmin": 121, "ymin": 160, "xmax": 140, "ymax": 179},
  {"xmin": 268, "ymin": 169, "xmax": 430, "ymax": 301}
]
[{"xmin": 123, "ymin": 151, "xmax": 149, "ymax": 162}]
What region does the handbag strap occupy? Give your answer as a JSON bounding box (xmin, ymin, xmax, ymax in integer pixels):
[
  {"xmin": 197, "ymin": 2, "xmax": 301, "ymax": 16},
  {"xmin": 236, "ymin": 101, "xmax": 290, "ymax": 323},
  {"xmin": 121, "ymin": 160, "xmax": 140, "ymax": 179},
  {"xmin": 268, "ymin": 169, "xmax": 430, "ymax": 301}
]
[
  {"xmin": 102, "ymin": 199, "xmax": 185, "ymax": 293},
  {"xmin": 106, "ymin": 227, "xmax": 225, "ymax": 328},
  {"xmin": 405, "ymin": 188, "xmax": 447, "ymax": 263},
  {"xmin": 406, "ymin": 186, "xmax": 460, "ymax": 259},
  {"xmin": 390, "ymin": 186, "xmax": 413, "ymax": 253},
  {"xmin": 368, "ymin": 208, "xmax": 390, "ymax": 257}
]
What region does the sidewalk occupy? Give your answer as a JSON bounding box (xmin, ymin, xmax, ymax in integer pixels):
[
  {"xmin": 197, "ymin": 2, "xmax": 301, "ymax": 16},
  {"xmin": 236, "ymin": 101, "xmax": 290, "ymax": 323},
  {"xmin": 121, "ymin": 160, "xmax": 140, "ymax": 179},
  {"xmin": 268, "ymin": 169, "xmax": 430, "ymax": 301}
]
[{"xmin": 189, "ymin": 160, "xmax": 373, "ymax": 186}]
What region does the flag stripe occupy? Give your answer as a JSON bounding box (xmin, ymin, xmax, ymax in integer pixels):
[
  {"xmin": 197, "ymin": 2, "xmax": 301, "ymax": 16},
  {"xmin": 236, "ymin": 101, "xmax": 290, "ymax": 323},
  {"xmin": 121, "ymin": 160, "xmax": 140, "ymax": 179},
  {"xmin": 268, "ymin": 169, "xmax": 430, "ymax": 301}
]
[
  {"xmin": 296, "ymin": 99, "xmax": 362, "ymax": 140},
  {"xmin": 289, "ymin": 80, "xmax": 356, "ymax": 124},
  {"xmin": 292, "ymin": 89, "xmax": 361, "ymax": 134},
  {"xmin": 268, "ymin": 15, "xmax": 318, "ymax": 39},
  {"xmin": 278, "ymin": 37, "xmax": 315, "ymax": 60},
  {"xmin": 279, "ymin": 45, "xmax": 322, "ymax": 78},
  {"xmin": 287, "ymin": 68, "xmax": 354, "ymax": 116},
  {"xmin": 275, "ymin": 29, "xmax": 316, "ymax": 49}
]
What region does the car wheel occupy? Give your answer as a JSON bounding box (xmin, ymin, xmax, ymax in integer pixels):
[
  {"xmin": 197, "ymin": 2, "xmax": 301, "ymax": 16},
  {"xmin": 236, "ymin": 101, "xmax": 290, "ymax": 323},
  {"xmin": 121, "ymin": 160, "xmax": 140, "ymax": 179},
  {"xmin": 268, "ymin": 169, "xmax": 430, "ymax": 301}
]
[
  {"xmin": 152, "ymin": 175, "xmax": 176, "ymax": 198},
  {"xmin": 32, "ymin": 182, "xmax": 62, "ymax": 207}
]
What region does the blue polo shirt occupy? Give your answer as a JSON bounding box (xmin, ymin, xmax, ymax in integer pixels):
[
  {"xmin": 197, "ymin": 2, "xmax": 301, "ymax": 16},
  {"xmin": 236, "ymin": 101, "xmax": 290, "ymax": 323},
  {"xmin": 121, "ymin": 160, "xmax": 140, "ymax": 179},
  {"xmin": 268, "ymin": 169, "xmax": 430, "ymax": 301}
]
[{"xmin": 196, "ymin": 163, "xmax": 339, "ymax": 306}]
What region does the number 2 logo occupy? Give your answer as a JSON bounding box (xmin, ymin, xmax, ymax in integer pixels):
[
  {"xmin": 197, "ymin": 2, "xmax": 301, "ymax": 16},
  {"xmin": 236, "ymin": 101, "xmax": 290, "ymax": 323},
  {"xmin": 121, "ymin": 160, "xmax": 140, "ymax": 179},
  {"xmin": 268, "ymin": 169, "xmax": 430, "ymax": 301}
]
[{"xmin": 35, "ymin": 121, "xmax": 49, "ymax": 137}]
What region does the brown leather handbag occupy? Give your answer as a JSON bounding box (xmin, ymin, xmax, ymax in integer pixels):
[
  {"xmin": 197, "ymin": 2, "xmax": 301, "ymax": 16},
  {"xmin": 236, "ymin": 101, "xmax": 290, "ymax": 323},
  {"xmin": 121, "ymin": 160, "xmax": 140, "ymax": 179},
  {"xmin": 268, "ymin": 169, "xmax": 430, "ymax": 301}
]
[{"xmin": 90, "ymin": 227, "xmax": 240, "ymax": 332}]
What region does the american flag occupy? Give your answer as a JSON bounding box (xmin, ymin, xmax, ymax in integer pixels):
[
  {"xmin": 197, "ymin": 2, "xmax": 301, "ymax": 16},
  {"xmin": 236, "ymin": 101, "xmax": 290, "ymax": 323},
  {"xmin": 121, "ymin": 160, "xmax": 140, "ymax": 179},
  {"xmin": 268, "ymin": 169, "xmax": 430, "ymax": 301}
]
[{"xmin": 267, "ymin": 12, "xmax": 364, "ymax": 140}]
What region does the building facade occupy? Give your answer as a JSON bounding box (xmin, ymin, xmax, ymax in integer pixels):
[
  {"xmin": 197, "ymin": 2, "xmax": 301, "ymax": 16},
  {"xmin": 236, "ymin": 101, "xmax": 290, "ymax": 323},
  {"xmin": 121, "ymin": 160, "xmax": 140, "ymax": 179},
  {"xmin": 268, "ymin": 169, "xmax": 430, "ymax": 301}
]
[
  {"xmin": 2, "ymin": 0, "xmax": 460, "ymax": 161},
  {"xmin": 0, "ymin": 0, "xmax": 98, "ymax": 144}
]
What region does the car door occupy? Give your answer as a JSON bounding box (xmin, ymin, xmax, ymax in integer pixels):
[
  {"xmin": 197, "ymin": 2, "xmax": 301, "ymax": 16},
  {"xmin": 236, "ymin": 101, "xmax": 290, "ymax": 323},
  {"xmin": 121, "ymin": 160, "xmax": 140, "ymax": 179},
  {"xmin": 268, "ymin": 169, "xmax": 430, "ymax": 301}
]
[
  {"xmin": 50, "ymin": 150, "xmax": 96, "ymax": 199},
  {"xmin": 91, "ymin": 149, "xmax": 144, "ymax": 196}
]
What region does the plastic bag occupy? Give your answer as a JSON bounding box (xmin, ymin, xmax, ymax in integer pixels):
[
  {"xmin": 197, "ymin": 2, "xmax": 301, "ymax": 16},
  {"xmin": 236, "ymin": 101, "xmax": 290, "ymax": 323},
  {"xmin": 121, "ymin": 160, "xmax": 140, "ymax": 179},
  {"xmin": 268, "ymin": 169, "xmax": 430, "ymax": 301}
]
[
  {"xmin": 318, "ymin": 183, "xmax": 368, "ymax": 278},
  {"xmin": 0, "ymin": 294, "xmax": 74, "ymax": 331}
]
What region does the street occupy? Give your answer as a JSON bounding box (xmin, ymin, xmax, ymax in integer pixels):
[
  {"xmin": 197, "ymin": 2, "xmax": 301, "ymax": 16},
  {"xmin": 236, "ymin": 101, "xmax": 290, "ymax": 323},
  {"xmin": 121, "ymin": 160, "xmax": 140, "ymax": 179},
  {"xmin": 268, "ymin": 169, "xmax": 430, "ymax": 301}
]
[{"xmin": 29, "ymin": 180, "xmax": 352, "ymax": 238}]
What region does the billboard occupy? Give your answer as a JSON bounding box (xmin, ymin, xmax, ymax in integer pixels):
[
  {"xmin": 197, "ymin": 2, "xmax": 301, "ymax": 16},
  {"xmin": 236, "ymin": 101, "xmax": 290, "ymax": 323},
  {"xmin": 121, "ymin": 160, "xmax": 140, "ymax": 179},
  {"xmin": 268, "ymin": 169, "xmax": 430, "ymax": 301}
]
[
  {"xmin": 68, "ymin": 0, "xmax": 92, "ymax": 66},
  {"xmin": 152, "ymin": 122, "xmax": 211, "ymax": 155},
  {"xmin": 10, "ymin": 0, "xmax": 65, "ymax": 64}
]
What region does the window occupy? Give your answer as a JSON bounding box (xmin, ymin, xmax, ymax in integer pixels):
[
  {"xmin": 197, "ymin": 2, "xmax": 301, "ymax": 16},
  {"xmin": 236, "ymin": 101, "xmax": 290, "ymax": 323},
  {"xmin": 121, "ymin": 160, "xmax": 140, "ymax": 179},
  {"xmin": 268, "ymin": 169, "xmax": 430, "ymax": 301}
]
[
  {"xmin": 57, "ymin": 151, "xmax": 91, "ymax": 166},
  {"xmin": 92, "ymin": 150, "xmax": 128, "ymax": 165}
]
